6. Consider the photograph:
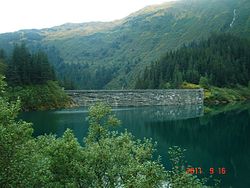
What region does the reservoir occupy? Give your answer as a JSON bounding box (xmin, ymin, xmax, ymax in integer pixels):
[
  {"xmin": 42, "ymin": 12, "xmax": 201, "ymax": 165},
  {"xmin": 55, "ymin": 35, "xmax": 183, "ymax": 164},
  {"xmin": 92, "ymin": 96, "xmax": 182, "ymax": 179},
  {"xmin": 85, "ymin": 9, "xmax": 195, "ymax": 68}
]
[{"xmin": 20, "ymin": 103, "xmax": 250, "ymax": 187}]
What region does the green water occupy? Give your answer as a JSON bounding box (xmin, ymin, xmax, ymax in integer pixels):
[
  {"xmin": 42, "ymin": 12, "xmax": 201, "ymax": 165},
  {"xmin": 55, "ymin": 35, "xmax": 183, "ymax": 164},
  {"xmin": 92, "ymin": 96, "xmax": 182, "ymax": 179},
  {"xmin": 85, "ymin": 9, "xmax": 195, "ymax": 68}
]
[{"xmin": 20, "ymin": 103, "xmax": 250, "ymax": 188}]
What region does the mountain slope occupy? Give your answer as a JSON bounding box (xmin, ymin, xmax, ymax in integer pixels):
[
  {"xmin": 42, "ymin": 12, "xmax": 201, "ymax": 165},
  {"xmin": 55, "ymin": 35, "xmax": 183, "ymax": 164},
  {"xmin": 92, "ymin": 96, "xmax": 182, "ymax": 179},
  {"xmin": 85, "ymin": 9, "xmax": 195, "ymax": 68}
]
[
  {"xmin": 135, "ymin": 33, "xmax": 250, "ymax": 89},
  {"xmin": 0, "ymin": 0, "xmax": 250, "ymax": 89}
]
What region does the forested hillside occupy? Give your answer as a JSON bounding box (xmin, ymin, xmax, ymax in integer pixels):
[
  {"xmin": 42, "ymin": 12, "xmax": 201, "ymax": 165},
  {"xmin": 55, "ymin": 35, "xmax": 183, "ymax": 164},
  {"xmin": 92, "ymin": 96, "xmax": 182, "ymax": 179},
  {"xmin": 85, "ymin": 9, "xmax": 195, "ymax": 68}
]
[
  {"xmin": 0, "ymin": 0, "xmax": 249, "ymax": 89},
  {"xmin": 6, "ymin": 44, "xmax": 55, "ymax": 86},
  {"xmin": 0, "ymin": 45, "xmax": 71, "ymax": 111},
  {"xmin": 135, "ymin": 34, "xmax": 250, "ymax": 89}
]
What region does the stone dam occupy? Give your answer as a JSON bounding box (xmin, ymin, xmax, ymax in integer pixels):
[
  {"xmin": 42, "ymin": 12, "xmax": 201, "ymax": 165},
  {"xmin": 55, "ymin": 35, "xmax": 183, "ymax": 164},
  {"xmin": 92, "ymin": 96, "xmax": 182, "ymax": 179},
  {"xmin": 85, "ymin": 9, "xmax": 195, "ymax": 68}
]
[{"xmin": 66, "ymin": 89, "xmax": 204, "ymax": 107}]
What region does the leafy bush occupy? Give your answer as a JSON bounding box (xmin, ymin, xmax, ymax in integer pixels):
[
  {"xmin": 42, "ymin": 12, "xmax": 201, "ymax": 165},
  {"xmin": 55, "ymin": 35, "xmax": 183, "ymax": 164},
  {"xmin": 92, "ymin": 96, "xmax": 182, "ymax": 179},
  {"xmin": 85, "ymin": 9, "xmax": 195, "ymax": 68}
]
[
  {"xmin": 8, "ymin": 81, "xmax": 72, "ymax": 111},
  {"xmin": 0, "ymin": 76, "xmax": 211, "ymax": 187},
  {"xmin": 199, "ymin": 77, "xmax": 210, "ymax": 89},
  {"xmin": 205, "ymin": 86, "xmax": 250, "ymax": 105}
]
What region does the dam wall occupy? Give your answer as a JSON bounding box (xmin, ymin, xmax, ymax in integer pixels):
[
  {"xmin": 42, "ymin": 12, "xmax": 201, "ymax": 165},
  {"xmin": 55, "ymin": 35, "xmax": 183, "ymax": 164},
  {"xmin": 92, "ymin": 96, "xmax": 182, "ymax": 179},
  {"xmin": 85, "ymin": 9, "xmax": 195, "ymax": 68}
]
[{"xmin": 66, "ymin": 89, "xmax": 204, "ymax": 107}]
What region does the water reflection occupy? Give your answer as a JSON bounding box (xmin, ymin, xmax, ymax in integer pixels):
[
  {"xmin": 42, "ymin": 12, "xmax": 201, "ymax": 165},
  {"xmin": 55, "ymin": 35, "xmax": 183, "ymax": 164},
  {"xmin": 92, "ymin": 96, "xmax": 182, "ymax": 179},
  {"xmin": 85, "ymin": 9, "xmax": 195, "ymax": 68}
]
[
  {"xmin": 19, "ymin": 103, "xmax": 250, "ymax": 187},
  {"xmin": 142, "ymin": 104, "xmax": 250, "ymax": 188}
]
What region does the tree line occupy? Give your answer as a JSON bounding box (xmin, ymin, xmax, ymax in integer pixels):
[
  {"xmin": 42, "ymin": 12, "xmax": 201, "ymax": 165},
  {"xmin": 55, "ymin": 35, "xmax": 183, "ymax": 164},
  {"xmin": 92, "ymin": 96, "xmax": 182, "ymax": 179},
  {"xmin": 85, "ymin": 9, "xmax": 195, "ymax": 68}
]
[
  {"xmin": 135, "ymin": 34, "xmax": 250, "ymax": 89},
  {"xmin": 0, "ymin": 44, "xmax": 55, "ymax": 86},
  {"xmin": 0, "ymin": 75, "xmax": 213, "ymax": 187},
  {"xmin": 56, "ymin": 63, "xmax": 117, "ymax": 89}
]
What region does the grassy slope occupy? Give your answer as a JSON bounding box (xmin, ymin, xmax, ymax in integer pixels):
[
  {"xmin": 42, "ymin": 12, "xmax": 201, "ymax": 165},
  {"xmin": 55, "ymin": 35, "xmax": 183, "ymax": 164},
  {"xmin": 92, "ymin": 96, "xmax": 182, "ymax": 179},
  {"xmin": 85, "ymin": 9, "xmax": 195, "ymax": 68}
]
[
  {"xmin": 204, "ymin": 86, "xmax": 250, "ymax": 105},
  {"xmin": 0, "ymin": 0, "xmax": 249, "ymax": 89},
  {"xmin": 8, "ymin": 81, "xmax": 73, "ymax": 111},
  {"xmin": 181, "ymin": 82, "xmax": 250, "ymax": 106}
]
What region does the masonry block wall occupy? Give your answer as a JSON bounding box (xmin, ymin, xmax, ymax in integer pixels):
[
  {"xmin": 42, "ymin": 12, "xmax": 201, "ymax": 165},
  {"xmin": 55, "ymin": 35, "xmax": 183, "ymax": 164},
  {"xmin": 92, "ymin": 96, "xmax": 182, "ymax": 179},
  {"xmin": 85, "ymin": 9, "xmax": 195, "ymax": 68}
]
[{"xmin": 66, "ymin": 89, "xmax": 204, "ymax": 107}]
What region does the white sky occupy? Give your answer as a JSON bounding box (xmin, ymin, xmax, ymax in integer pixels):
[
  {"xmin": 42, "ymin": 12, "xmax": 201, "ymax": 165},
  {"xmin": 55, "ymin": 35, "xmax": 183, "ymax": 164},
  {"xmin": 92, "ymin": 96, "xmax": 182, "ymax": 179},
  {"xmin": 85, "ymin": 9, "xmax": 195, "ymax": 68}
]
[{"xmin": 0, "ymin": 0, "xmax": 175, "ymax": 34}]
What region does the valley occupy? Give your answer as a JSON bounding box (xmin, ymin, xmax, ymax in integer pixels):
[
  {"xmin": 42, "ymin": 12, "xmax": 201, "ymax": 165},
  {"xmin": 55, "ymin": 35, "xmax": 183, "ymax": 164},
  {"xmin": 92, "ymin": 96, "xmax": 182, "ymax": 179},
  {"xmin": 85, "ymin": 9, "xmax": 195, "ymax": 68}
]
[{"xmin": 0, "ymin": 0, "xmax": 249, "ymax": 89}]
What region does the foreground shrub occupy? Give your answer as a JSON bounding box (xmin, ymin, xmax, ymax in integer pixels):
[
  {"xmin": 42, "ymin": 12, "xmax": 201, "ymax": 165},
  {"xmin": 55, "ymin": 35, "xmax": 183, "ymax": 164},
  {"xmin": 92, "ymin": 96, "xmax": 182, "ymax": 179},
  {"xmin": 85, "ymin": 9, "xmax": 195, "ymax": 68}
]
[{"xmin": 0, "ymin": 75, "xmax": 211, "ymax": 187}]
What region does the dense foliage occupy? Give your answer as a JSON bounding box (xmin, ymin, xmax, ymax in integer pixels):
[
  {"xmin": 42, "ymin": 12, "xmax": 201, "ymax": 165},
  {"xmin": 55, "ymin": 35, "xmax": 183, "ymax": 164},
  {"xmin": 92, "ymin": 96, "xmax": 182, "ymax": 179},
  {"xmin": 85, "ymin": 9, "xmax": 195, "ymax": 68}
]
[
  {"xmin": 204, "ymin": 85, "xmax": 250, "ymax": 105},
  {"xmin": 0, "ymin": 45, "xmax": 71, "ymax": 111},
  {"xmin": 57, "ymin": 63, "xmax": 118, "ymax": 89},
  {"xmin": 0, "ymin": 49, "xmax": 7, "ymax": 75},
  {"xmin": 135, "ymin": 34, "xmax": 250, "ymax": 89},
  {"xmin": 0, "ymin": 76, "xmax": 211, "ymax": 187},
  {"xmin": 8, "ymin": 81, "xmax": 72, "ymax": 111},
  {"xmin": 0, "ymin": 0, "xmax": 249, "ymax": 89},
  {"xmin": 6, "ymin": 44, "xmax": 55, "ymax": 86}
]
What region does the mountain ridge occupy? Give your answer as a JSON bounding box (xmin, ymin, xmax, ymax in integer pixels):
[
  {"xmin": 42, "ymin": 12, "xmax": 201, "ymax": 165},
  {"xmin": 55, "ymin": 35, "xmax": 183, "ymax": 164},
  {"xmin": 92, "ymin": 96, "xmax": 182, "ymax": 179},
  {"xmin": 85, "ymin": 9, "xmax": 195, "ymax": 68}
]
[{"xmin": 0, "ymin": 0, "xmax": 249, "ymax": 89}]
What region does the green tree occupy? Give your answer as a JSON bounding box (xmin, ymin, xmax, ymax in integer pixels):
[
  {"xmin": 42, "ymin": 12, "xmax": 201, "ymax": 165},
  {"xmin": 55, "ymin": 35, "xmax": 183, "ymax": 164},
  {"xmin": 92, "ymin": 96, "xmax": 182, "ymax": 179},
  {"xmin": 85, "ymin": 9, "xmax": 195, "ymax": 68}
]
[
  {"xmin": 136, "ymin": 34, "xmax": 250, "ymax": 89},
  {"xmin": 31, "ymin": 51, "xmax": 55, "ymax": 84},
  {"xmin": 173, "ymin": 66, "xmax": 183, "ymax": 88},
  {"xmin": 0, "ymin": 49, "xmax": 7, "ymax": 75},
  {"xmin": 6, "ymin": 45, "xmax": 55, "ymax": 86},
  {"xmin": 199, "ymin": 76, "xmax": 210, "ymax": 89},
  {"xmin": 167, "ymin": 146, "xmax": 211, "ymax": 188},
  {"xmin": 0, "ymin": 49, "xmax": 5, "ymax": 59},
  {"xmin": 0, "ymin": 75, "xmax": 51, "ymax": 187},
  {"xmin": 0, "ymin": 76, "xmax": 210, "ymax": 187},
  {"xmin": 84, "ymin": 103, "xmax": 166, "ymax": 187}
]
